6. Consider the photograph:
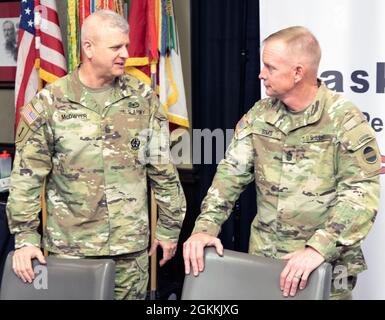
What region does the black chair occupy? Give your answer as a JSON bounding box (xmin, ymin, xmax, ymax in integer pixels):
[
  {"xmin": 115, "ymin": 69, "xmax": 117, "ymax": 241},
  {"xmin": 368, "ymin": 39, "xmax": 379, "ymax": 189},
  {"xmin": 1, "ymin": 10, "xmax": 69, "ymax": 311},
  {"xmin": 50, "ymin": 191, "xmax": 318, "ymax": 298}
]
[
  {"xmin": 0, "ymin": 251, "xmax": 115, "ymax": 300},
  {"xmin": 181, "ymin": 247, "xmax": 332, "ymax": 300}
]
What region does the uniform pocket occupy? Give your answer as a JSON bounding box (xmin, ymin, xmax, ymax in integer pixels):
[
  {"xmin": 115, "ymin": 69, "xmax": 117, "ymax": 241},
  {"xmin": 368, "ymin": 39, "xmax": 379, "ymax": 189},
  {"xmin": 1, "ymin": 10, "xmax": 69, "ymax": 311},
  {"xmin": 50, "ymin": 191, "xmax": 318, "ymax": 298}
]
[
  {"xmin": 299, "ymin": 137, "xmax": 336, "ymax": 179},
  {"xmin": 135, "ymin": 252, "xmax": 149, "ymax": 273}
]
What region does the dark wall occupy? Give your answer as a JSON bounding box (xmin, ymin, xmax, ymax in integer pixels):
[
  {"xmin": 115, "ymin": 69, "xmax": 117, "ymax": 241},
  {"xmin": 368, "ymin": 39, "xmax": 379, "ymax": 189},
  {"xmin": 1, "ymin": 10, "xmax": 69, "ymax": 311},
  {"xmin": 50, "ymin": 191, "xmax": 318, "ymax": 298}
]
[
  {"xmin": 157, "ymin": 168, "xmax": 200, "ymax": 299},
  {"xmin": 157, "ymin": 0, "xmax": 263, "ymax": 299},
  {"xmin": 191, "ymin": 0, "xmax": 261, "ymax": 251}
]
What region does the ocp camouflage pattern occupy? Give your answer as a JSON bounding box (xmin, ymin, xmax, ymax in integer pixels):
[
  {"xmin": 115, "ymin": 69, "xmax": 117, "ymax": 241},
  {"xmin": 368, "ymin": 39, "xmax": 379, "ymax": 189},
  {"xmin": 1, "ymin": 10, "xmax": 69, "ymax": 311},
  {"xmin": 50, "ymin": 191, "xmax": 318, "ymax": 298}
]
[
  {"xmin": 193, "ymin": 81, "xmax": 380, "ymax": 280},
  {"xmin": 7, "ymin": 69, "xmax": 186, "ymax": 256}
]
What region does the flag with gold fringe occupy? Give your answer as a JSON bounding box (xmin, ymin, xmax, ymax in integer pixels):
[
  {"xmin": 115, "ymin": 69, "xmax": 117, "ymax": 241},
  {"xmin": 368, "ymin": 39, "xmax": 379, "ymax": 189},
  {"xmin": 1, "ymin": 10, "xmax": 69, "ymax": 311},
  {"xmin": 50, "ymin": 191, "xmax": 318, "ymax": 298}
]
[{"xmin": 126, "ymin": 0, "xmax": 190, "ymax": 132}]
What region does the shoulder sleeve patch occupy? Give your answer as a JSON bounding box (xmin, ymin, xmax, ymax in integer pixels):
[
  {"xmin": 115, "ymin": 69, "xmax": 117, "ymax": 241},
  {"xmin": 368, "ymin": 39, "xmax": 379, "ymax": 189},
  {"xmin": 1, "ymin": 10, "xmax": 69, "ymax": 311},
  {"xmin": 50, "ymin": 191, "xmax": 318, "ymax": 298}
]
[
  {"xmin": 19, "ymin": 101, "xmax": 46, "ymax": 132},
  {"xmin": 339, "ymin": 111, "xmax": 381, "ymax": 176},
  {"xmin": 15, "ymin": 101, "xmax": 46, "ymax": 148},
  {"xmin": 363, "ymin": 145, "xmax": 378, "ymax": 164},
  {"xmin": 15, "ymin": 117, "xmax": 31, "ymax": 144},
  {"xmin": 356, "ymin": 140, "xmax": 381, "ymax": 176},
  {"xmin": 340, "ymin": 121, "xmax": 381, "ymax": 176},
  {"xmin": 21, "ymin": 103, "xmax": 39, "ymax": 125},
  {"xmin": 235, "ymin": 114, "xmax": 252, "ymax": 140}
]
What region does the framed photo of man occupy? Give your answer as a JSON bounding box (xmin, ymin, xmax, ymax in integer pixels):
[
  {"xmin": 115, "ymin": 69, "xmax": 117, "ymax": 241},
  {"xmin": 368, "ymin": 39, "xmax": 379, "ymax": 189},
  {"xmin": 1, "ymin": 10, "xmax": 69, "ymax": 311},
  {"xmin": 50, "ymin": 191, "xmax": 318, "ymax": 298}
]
[{"xmin": 0, "ymin": 1, "xmax": 20, "ymax": 88}]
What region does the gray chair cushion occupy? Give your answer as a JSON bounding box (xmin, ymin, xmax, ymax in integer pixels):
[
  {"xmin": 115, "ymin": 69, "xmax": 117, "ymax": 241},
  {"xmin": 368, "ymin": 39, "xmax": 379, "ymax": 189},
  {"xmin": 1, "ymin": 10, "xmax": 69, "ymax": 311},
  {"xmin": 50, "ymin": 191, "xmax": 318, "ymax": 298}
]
[
  {"xmin": 181, "ymin": 247, "xmax": 332, "ymax": 300},
  {"xmin": 0, "ymin": 251, "xmax": 115, "ymax": 300}
]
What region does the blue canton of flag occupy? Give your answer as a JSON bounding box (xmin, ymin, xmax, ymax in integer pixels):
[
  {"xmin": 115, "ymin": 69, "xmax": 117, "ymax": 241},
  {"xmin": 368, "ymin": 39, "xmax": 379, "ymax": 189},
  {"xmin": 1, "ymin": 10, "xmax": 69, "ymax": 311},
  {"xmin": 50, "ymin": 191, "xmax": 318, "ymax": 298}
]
[
  {"xmin": 15, "ymin": 0, "xmax": 38, "ymax": 128},
  {"xmin": 20, "ymin": 0, "xmax": 35, "ymax": 35}
]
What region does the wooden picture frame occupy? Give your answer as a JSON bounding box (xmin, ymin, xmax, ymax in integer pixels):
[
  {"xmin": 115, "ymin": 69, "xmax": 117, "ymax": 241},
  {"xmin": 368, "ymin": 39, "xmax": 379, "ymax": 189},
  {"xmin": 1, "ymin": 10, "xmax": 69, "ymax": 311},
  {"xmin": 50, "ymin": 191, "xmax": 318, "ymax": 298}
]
[{"xmin": 0, "ymin": 1, "xmax": 20, "ymax": 88}]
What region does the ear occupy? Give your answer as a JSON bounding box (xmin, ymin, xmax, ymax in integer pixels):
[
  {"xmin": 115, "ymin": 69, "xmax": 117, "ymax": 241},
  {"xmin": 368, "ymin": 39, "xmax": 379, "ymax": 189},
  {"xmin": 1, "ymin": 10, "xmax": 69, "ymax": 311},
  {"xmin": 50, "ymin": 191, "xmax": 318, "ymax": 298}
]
[
  {"xmin": 294, "ymin": 64, "xmax": 305, "ymax": 83},
  {"xmin": 82, "ymin": 40, "xmax": 93, "ymax": 59}
]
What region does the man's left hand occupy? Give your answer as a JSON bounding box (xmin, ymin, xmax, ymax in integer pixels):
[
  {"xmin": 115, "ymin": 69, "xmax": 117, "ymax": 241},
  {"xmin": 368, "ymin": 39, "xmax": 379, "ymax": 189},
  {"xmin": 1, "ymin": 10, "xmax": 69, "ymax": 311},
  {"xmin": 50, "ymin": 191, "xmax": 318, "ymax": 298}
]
[
  {"xmin": 148, "ymin": 239, "xmax": 177, "ymax": 267},
  {"xmin": 280, "ymin": 247, "xmax": 325, "ymax": 297}
]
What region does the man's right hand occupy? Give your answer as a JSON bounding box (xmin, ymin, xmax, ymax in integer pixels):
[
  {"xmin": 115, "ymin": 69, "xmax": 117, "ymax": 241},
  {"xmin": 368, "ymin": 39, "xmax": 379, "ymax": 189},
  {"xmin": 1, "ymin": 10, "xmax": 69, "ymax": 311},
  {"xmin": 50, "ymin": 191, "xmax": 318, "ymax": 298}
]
[
  {"xmin": 12, "ymin": 246, "xmax": 46, "ymax": 283},
  {"xmin": 183, "ymin": 232, "xmax": 223, "ymax": 276}
]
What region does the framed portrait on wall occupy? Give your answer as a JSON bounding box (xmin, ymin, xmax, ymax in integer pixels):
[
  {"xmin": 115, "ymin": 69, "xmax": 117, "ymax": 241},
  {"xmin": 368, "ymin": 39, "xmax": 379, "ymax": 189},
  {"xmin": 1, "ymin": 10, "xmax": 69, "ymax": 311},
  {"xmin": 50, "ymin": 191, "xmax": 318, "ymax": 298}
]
[{"xmin": 0, "ymin": 0, "xmax": 20, "ymax": 88}]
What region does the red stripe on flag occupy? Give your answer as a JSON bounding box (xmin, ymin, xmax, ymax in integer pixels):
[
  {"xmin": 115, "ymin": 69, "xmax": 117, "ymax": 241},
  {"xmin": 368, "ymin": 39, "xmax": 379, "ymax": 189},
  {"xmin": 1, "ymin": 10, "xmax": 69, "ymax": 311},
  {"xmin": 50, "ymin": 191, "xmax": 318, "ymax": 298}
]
[
  {"xmin": 147, "ymin": 0, "xmax": 158, "ymax": 61},
  {"xmin": 128, "ymin": 0, "xmax": 148, "ymax": 59},
  {"xmin": 40, "ymin": 60, "xmax": 67, "ymax": 78},
  {"xmin": 79, "ymin": 0, "xmax": 84, "ymax": 28},
  {"xmin": 15, "ymin": 35, "xmax": 36, "ymax": 128},
  {"xmin": 83, "ymin": 0, "xmax": 91, "ymax": 27},
  {"xmin": 40, "ymin": 31, "xmax": 65, "ymax": 55},
  {"xmin": 44, "ymin": 5, "xmax": 61, "ymax": 24},
  {"xmin": 39, "ymin": 0, "xmax": 67, "ymax": 82}
]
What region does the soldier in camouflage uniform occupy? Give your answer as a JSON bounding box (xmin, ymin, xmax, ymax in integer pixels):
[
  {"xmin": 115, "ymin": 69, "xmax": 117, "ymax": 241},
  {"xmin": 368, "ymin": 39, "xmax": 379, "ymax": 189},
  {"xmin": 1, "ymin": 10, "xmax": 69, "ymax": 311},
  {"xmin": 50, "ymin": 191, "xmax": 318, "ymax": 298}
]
[
  {"xmin": 7, "ymin": 10, "xmax": 186, "ymax": 300},
  {"xmin": 183, "ymin": 26, "xmax": 380, "ymax": 299}
]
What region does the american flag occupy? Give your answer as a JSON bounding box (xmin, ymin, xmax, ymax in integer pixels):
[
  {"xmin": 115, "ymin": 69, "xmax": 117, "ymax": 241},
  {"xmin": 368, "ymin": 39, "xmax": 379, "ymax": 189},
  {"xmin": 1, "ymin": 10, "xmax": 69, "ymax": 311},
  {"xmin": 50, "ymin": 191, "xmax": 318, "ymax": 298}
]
[
  {"xmin": 15, "ymin": 0, "xmax": 66, "ymax": 129},
  {"xmin": 15, "ymin": 0, "xmax": 38, "ymax": 129},
  {"xmin": 23, "ymin": 103, "xmax": 38, "ymax": 125}
]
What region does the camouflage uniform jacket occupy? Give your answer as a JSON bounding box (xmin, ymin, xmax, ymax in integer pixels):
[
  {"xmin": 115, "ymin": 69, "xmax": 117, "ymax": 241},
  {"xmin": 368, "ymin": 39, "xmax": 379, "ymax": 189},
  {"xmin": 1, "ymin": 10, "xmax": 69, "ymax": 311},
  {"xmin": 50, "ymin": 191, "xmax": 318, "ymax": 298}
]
[
  {"xmin": 7, "ymin": 69, "xmax": 186, "ymax": 256},
  {"xmin": 193, "ymin": 81, "xmax": 380, "ymax": 276}
]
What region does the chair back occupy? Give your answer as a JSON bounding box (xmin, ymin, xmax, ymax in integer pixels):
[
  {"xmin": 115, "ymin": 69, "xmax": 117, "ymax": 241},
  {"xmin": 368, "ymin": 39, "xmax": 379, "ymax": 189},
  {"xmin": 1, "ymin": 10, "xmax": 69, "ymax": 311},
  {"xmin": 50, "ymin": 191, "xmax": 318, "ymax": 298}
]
[
  {"xmin": 0, "ymin": 251, "xmax": 115, "ymax": 300},
  {"xmin": 181, "ymin": 247, "xmax": 332, "ymax": 300}
]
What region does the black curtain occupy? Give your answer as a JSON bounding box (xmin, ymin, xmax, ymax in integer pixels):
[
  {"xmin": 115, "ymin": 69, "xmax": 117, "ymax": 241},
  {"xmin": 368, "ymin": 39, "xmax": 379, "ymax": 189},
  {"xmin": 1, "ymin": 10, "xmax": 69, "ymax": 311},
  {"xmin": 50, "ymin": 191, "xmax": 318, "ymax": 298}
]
[{"xmin": 191, "ymin": 0, "xmax": 261, "ymax": 252}]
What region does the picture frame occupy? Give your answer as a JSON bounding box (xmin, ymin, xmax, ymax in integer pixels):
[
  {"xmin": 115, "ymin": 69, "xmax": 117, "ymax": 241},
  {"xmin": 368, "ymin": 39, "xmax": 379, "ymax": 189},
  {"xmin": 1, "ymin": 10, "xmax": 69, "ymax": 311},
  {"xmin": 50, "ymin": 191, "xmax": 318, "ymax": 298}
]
[{"xmin": 0, "ymin": 0, "xmax": 20, "ymax": 88}]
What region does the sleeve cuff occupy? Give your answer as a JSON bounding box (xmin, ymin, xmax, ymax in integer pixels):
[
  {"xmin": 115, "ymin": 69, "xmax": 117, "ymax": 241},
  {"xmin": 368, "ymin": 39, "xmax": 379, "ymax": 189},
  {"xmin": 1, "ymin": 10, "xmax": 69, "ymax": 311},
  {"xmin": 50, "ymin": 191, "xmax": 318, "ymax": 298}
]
[
  {"xmin": 306, "ymin": 229, "xmax": 339, "ymax": 262},
  {"xmin": 192, "ymin": 220, "xmax": 221, "ymax": 237},
  {"xmin": 155, "ymin": 224, "xmax": 180, "ymax": 242},
  {"xmin": 14, "ymin": 232, "xmax": 41, "ymax": 249}
]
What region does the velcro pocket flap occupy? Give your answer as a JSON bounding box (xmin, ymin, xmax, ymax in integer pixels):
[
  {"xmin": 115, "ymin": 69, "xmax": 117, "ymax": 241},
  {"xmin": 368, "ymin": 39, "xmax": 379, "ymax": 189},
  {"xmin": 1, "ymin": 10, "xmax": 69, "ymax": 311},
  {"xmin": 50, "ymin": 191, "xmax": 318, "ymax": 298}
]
[{"xmin": 341, "ymin": 121, "xmax": 375, "ymax": 151}]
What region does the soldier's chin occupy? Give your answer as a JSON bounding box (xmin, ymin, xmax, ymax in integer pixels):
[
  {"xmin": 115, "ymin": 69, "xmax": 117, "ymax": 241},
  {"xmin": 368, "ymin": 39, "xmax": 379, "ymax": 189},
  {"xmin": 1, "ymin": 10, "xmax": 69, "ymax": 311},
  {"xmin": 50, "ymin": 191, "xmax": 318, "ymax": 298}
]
[
  {"xmin": 113, "ymin": 68, "xmax": 125, "ymax": 77},
  {"xmin": 264, "ymin": 88, "xmax": 273, "ymax": 97}
]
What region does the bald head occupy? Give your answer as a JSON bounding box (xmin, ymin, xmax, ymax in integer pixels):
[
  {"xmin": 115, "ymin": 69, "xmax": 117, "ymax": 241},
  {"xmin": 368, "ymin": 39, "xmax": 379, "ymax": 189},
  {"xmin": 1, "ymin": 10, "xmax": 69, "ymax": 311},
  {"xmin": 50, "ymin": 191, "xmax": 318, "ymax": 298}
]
[
  {"xmin": 263, "ymin": 26, "xmax": 321, "ymax": 75},
  {"xmin": 81, "ymin": 9, "xmax": 129, "ymax": 45}
]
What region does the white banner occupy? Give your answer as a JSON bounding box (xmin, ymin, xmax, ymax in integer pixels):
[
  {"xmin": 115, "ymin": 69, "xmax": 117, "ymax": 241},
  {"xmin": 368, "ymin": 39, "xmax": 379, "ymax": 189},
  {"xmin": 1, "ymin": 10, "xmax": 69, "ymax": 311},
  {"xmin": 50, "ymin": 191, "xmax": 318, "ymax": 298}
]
[{"xmin": 260, "ymin": 0, "xmax": 385, "ymax": 299}]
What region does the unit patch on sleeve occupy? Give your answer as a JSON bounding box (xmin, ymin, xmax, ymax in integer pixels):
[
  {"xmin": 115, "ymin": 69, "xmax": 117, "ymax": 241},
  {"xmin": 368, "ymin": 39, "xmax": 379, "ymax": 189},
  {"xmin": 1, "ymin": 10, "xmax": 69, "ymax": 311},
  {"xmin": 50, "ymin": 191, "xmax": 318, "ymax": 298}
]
[{"xmin": 363, "ymin": 146, "xmax": 377, "ymax": 164}]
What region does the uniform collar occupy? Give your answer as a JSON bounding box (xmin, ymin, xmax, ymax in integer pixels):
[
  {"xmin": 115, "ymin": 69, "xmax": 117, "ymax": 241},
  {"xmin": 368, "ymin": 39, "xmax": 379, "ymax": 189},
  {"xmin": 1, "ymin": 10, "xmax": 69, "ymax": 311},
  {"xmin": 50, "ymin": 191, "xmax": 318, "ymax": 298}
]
[
  {"xmin": 65, "ymin": 65, "xmax": 132, "ymax": 107},
  {"xmin": 264, "ymin": 80, "xmax": 327, "ymax": 135}
]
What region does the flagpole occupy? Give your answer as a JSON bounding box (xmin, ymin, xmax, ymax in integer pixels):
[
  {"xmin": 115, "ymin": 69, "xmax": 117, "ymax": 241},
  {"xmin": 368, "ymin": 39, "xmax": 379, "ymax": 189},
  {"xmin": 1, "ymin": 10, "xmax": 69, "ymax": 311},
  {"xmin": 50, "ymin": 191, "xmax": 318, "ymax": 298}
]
[
  {"xmin": 34, "ymin": 0, "xmax": 48, "ymax": 257},
  {"xmin": 150, "ymin": 61, "xmax": 158, "ymax": 301},
  {"xmin": 38, "ymin": 73, "xmax": 47, "ymax": 257},
  {"xmin": 150, "ymin": 189, "xmax": 157, "ymax": 300}
]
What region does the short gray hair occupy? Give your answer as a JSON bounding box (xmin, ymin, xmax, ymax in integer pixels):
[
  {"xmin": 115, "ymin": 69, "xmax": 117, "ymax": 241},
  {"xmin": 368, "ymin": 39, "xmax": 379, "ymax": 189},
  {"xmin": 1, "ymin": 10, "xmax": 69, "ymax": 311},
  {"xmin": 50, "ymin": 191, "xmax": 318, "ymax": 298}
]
[
  {"xmin": 81, "ymin": 9, "xmax": 129, "ymax": 44},
  {"xmin": 263, "ymin": 26, "xmax": 321, "ymax": 73}
]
